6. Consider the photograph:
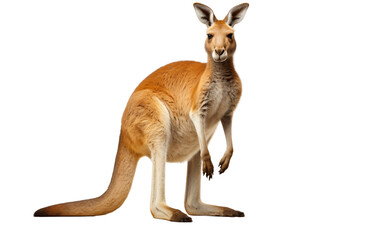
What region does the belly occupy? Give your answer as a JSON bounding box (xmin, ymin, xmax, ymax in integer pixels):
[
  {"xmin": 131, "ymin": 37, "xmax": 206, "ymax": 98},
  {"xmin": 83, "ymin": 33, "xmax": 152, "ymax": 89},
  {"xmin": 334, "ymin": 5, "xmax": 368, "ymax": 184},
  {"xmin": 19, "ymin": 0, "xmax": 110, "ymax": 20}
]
[
  {"xmin": 166, "ymin": 118, "xmax": 219, "ymax": 163},
  {"xmin": 164, "ymin": 88, "xmax": 231, "ymax": 163}
]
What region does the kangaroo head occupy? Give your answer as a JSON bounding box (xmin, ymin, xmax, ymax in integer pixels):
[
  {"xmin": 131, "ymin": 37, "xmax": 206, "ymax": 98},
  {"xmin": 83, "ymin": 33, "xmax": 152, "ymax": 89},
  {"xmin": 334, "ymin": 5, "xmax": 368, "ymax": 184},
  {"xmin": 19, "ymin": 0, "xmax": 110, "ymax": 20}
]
[{"xmin": 194, "ymin": 3, "xmax": 249, "ymax": 63}]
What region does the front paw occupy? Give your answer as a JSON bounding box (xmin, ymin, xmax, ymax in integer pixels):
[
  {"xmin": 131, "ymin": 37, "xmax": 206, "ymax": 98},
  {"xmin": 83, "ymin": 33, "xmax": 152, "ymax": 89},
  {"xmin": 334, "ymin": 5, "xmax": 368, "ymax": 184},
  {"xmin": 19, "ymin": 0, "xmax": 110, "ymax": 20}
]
[
  {"xmin": 218, "ymin": 150, "xmax": 233, "ymax": 174},
  {"xmin": 202, "ymin": 153, "xmax": 214, "ymax": 180}
]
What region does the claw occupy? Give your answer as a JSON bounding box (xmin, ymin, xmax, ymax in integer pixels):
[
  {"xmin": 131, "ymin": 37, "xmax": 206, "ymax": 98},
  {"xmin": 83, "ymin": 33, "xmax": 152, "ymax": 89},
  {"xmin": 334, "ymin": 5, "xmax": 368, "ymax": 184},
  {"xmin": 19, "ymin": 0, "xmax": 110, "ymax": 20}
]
[
  {"xmin": 218, "ymin": 151, "xmax": 233, "ymax": 174},
  {"xmin": 201, "ymin": 152, "xmax": 214, "ymax": 179},
  {"xmin": 202, "ymin": 155, "xmax": 214, "ymax": 180}
]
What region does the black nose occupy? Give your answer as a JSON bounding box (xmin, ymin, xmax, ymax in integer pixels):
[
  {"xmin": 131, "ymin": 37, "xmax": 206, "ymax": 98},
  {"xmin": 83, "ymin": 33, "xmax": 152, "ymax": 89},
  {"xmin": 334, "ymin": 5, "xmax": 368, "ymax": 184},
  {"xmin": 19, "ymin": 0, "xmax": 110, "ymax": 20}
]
[{"xmin": 215, "ymin": 49, "xmax": 225, "ymax": 56}]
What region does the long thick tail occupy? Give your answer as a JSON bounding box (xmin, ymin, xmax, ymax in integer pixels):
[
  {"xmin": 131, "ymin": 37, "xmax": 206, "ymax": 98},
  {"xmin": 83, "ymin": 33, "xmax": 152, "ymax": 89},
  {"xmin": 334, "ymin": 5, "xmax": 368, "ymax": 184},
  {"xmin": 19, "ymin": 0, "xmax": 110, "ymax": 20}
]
[{"xmin": 34, "ymin": 140, "xmax": 138, "ymax": 217}]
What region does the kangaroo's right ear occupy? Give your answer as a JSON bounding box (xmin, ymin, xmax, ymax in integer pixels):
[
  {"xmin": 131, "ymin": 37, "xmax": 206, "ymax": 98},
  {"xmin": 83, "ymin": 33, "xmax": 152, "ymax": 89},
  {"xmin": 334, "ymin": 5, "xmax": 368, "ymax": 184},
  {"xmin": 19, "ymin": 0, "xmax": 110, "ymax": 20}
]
[{"xmin": 193, "ymin": 3, "xmax": 217, "ymax": 27}]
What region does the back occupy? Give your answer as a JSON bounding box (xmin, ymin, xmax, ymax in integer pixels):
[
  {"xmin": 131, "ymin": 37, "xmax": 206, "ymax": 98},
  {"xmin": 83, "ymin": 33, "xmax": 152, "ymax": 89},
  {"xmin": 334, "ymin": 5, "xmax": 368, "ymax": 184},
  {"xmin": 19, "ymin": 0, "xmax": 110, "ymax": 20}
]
[{"xmin": 134, "ymin": 61, "xmax": 206, "ymax": 113}]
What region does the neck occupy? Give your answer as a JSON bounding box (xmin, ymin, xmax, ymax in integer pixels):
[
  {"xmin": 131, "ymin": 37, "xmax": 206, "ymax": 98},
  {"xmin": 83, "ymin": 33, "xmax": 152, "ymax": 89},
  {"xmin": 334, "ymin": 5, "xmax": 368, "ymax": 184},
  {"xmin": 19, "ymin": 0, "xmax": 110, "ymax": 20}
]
[{"xmin": 206, "ymin": 56, "xmax": 236, "ymax": 80}]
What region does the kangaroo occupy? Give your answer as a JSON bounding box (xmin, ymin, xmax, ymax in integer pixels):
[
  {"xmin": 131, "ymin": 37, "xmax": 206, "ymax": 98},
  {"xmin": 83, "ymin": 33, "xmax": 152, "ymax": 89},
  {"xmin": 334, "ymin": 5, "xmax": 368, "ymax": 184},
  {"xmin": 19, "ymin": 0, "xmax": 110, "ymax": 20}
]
[{"xmin": 34, "ymin": 2, "xmax": 249, "ymax": 222}]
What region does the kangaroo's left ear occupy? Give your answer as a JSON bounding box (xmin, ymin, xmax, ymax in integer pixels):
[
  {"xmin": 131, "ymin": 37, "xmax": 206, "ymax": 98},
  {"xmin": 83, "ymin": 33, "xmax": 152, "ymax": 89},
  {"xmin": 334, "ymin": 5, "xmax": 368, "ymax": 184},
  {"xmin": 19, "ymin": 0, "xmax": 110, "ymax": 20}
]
[{"xmin": 224, "ymin": 3, "xmax": 249, "ymax": 27}]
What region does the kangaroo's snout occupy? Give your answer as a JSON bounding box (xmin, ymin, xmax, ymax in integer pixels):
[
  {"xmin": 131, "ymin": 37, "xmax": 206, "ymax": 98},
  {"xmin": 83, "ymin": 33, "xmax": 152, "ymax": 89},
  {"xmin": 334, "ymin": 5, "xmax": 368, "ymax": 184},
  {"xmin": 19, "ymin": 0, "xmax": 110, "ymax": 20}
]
[{"xmin": 215, "ymin": 48, "xmax": 225, "ymax": 56}]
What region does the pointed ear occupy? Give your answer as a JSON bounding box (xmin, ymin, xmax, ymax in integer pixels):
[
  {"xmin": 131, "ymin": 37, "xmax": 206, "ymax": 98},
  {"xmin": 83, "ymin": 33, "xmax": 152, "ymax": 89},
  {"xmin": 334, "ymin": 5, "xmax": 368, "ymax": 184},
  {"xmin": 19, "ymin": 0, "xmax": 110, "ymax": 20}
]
[
  {"xmin": 193, "ymin": 3, "xmax": 217, "ymax": 27},
  {"xmin": 224, "ymin": 3, "xmax": 249, "ymax": 27}
]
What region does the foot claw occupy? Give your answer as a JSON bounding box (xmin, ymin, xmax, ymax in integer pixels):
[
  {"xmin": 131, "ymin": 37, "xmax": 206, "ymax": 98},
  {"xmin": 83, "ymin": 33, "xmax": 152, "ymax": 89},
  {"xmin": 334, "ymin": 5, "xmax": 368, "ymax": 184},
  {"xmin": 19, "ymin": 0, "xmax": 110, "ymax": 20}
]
[
  {"xmin": 170, "ymin": 210, "xmax": 192, "ymax": 222},
  {"xmin": 222, "ymin": 208, "xmax": 245, "ymax": 217}
]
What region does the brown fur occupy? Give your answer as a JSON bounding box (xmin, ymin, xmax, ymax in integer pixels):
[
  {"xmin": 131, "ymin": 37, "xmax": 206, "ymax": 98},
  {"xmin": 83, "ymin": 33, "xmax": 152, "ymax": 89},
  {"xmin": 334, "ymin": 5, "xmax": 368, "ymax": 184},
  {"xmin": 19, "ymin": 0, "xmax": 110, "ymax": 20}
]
[{"xmin": 34, "ymin": 2, "xmax": 249, "ymax": 222}]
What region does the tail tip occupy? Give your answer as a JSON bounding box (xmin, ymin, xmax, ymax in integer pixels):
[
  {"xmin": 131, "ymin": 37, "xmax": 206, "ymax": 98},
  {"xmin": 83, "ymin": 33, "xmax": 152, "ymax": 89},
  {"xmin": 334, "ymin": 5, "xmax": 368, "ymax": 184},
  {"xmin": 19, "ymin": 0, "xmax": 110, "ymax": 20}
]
[{"xmin": 34, "ymin": 208, "xmax": 49, "ymax": 217}]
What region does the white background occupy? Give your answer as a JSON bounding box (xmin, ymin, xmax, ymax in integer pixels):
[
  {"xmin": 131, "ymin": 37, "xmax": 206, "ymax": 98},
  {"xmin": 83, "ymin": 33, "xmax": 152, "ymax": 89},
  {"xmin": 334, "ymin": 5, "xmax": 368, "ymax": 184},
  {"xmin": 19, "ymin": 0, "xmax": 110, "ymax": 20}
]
[{"xmin": 1, "ymin": 0, "xmax": 381, "ymax": 239}]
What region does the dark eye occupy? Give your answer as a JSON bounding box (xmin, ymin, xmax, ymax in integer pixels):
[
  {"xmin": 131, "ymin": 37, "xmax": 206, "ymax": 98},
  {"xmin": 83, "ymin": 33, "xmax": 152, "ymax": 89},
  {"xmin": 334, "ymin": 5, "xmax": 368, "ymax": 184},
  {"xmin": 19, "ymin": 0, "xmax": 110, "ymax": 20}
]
[
  {"xmin": 207, "ymin": 34, "xmax": 213, "ymax": 39},
  {"xmin": 227, "ymin": 33, "xmax": 233, "ymax": 39}
]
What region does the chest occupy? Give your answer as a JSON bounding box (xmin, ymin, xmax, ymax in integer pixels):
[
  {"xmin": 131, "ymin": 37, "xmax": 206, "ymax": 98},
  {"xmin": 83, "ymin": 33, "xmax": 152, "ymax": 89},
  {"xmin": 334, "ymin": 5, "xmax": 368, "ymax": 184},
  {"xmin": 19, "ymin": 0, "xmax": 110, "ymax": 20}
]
[{"xmin": 204, "ymin": 76, "xmax": 241, "ymax": 123}]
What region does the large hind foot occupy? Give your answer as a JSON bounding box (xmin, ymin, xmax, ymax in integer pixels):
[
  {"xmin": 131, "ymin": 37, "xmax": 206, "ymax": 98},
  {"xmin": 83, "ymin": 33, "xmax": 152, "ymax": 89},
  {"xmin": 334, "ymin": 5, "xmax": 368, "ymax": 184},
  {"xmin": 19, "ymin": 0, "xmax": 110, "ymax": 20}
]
[
  {"xmin": 151, "ymin": 203, "xmax": 192, "ymax": 222},
  {"xmin": 185, "ymin": 201, "xmax": 244, "ymax": 217},
  {"xmin": 170, "ymin": 209, "xmax": 193, "ymax": 222}
]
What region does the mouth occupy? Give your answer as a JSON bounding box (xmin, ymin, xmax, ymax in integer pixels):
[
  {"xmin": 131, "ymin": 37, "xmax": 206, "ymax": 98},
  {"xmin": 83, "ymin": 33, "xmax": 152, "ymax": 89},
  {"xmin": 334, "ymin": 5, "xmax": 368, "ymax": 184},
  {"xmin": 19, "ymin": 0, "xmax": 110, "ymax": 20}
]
[
  {"xmin": 212, "ymin": 51, "xmax": 228, "ymax": 62},
  {"xmin": 213, "ymin": 56, "xmax": 227, "ymax": 62}
]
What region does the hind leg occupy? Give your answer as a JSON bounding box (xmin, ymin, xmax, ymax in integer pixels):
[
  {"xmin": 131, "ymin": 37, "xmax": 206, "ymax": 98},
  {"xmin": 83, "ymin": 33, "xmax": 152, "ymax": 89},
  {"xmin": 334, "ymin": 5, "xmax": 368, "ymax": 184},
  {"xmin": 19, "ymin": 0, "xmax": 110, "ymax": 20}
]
[
  {"xmin": 184, "ymin": 153, "xmax": 244, "ymax": 217},
  {"xmin": 149, "ymin": 141, "xmax": 192, "ymax": 222},
  {"xmin": 131, "ymin": 94, "xmax": 191, "ymax": 222},
  {"xmin": 148, "ymin": 97, "xmax": 192, "ymax": 222}
]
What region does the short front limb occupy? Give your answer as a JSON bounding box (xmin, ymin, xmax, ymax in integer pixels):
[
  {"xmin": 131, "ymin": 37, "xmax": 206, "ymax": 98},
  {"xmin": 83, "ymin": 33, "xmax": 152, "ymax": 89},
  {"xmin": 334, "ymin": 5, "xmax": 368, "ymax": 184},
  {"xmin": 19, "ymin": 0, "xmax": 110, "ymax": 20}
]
[
  {"xmin": 184, "ymin": 153, "xmax": 244, "ymax": 217},
  {"xmin": 219, "ymin": 115, "xmax": 234, "ymax": 174},
  {"xmin": 190, "ymin": 112, "xmax": 214, "ymax": 179}
]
